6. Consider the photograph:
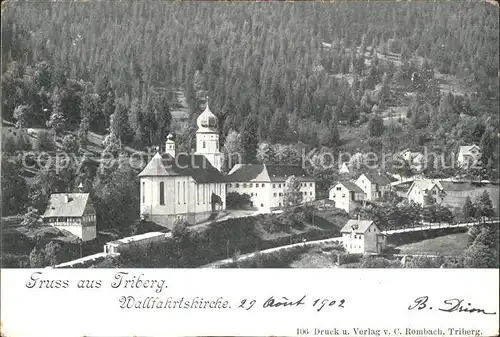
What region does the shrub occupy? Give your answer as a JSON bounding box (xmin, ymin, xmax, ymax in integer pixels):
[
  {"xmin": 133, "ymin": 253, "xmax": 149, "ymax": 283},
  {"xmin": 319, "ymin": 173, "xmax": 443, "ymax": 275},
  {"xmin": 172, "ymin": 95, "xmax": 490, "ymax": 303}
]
[
  {"xmin": 404, "ymin": 255, "xmax": 442, "ymax": 268},
  {"xmin": 359, "ymin": 256, "xmax": 401, "ymax": 268},
  {"xmin": 226, "ymin": 192, "xmax": 251, "ymax": 209},
  {"xmin": 220, "ymin": 245, "xmax": 308, "ymax": 268},
  {"xmin": 37, "ymin": 130, "xmax": 55, "ymax": 151},
  {"xmin": 339, "ymin": 253, "xmax": 363, "ymax": 265}
]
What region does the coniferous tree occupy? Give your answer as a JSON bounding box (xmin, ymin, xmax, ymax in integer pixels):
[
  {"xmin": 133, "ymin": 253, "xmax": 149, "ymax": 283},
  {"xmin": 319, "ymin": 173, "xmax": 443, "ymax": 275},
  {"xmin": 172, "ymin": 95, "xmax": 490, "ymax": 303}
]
[
  {"xmin": 269, "ymin": 109, "xmax": 289, "ymax": 143},
  {"xmin": 241, "ymin": 114, "xmax": 259, "ymax": 163},
  {"xmin": 462, "ymin": 196, "xmax": 476, "ymax": 221},
  {"xmin": 47, "ymin": 88, "xmax": 66, "ymax": 141}
]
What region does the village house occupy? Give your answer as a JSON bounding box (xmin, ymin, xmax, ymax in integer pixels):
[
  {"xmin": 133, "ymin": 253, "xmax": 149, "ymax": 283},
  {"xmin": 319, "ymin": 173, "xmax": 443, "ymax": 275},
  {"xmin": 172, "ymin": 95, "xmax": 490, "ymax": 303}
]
[
  {"xmin": 457, "ymin": 144, "xmax": 482, "ymax": 167},
  {"xmin": 42, "ymin": 193, "xmax": 97, "ymax": 242},
  {"xmin": 328, "ymin": 181, "xmax": 365, "ymax": 213},
  {"xmin": 398, "ymin": 148, "xmax": 424, "ymax": 172},
  {"xmin": 341, "ymin": 219, "xmax": 387, "ymax": 254},
  {"xmin": 339, "ymin": 162, "xmax": 350, "ymax": 175},
  {"xmin": 406, "ymin": 180, "xmax": 446, "ymax": 206},
  {"xmin": 138, "ymin": 104, "xmax": 226, "ymax": 228},
  {"xmin": 354, "ymin": 172, "xmax": 392, "ymax": 201},
  {"xmin": 226, "ymin": 164, "xmax": 315, "ymax": 212}
]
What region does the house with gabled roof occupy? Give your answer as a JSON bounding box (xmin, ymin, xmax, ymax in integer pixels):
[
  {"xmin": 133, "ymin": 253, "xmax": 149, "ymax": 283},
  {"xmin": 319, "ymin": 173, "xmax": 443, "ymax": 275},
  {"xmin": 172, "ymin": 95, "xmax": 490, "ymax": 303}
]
[
  {"xmin": 329, "ymin": 181, "xmax": 366, "ymax": 213},
  {"xmin": 398, "ymin": 148, "xmax": 424, "ymax": 172},
  {"xmin": 226, "ymin": 164, "xmax": 315, "ymax": 211},
  {"xmin": 457, "ymin": 144, "xmax": 481, "ymax": 167},
  {"xmin": 42, "ymin": 193, "xmax": 96, "ymax": 241},
  {"xmin": 340, "ymin": 218, "xmax": 386, "ymax": 254},
  {"xmin": 354, "ymin": 172, "xmax": 393, "ymax": 201},
  {"xmin": 406, "ymin": 180, "xmax": 446, "ymax": 206}
]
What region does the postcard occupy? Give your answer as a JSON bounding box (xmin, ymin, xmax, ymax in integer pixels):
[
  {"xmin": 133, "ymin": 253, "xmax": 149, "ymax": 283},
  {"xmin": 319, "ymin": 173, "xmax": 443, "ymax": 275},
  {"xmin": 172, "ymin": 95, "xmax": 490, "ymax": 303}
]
[{"xmin": 1, "ymin": 0, "xmax": 498, "ymax": 336}]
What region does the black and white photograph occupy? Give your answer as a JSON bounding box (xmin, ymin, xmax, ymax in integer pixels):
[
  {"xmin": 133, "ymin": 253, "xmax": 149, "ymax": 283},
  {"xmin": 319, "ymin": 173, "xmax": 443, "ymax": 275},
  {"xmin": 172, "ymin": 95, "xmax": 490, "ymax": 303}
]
[{"xmin": 1, "ymin": 0, "xmax": 499, "ymax": 272}]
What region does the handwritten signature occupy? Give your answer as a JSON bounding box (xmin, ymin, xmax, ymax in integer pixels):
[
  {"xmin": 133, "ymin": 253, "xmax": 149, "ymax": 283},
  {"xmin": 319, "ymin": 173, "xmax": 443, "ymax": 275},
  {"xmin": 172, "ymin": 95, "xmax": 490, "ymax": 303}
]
[{"xmin": 408, "ymin": 296, "xmax": 497, "ymax": 315}]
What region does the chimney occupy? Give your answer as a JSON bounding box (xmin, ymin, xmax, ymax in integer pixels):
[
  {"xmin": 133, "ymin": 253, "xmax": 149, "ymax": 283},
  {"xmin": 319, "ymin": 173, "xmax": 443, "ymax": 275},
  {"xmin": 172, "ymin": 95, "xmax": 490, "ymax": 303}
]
[
  {"xmin": 165, "ymin": 134, "xmax": 176, "ymax": 158},
  {"xmin": 357, "ymin": 214, "xmax": 360, "ymax": 222}
]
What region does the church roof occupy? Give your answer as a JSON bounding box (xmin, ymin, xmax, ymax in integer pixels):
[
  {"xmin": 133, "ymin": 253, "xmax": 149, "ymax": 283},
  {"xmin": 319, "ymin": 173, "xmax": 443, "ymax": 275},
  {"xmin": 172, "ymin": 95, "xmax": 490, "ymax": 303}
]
[
  {"xmin": 43, "ymin": 193, "xmax": 91, "ymax": 218},
  {"xmin": 196, "ymin": 103, "xmax": 218, "ymax": 132},
  {"xmin": 226, "ymin": 164, "xmax": 314, "ymax": 182},
  {"xmin": 138, "ymin": 152, "xmax": 225, "ymax": 183}
]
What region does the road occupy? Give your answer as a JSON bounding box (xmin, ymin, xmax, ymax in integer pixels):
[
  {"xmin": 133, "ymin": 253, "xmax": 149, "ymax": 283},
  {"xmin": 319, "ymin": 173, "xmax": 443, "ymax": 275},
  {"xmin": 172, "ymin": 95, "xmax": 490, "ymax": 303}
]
[
  {"xmin": 203, "ymin": 218, "xmax": 499, "ymax": 268},
  {"xmin": 203, "ymin": 236, "xmax": 344, "ymax": 268},
  {"xmin": 382, "ymin": 219, "xmax": 499, "ymax": 235}
]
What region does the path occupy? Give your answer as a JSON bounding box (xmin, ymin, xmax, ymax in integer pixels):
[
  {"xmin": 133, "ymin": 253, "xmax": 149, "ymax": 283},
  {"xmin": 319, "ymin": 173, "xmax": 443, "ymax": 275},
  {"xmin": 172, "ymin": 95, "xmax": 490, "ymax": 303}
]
[
  {"xmin": 382, "ymin": 219, "xmax": 499, "ymax": 235},
  {"xmin": 203, "ymin": 236, "xmax": 344, "ymax": 268}
]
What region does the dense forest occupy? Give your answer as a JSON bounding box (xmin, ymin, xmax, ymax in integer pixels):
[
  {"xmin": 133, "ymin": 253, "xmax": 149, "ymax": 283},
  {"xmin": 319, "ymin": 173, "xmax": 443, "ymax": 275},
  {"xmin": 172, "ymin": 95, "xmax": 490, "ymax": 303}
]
[{"xmin": 2, "ymin": 1, "xmax": 499, "ymax": 228}]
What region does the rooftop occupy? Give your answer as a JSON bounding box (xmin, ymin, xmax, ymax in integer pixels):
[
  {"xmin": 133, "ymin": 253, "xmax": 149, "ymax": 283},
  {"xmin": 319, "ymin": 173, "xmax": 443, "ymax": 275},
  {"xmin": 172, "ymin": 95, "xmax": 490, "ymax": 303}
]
[
  {"xmin": 226, "ymin": 164, "xmax": 314, "ymax": 182},
  {"xmin": 409, "ymin": 180, "xmax": 444, "ymax": 193},
  {"xmin": 358, "ymin": 172, "xmax": 394, "ymax": 186},
  {"xmin": 43, "ymin": 193, "xmax": 91, "ymax": 218},
  {"xmin": 138, "ymin": 152, "xmax": 225, "ymax": 183},
  {"xmin": 330, "ymin": 181, "xmax": 364, "ymax": 193},
  {"xmin": 341, "ymin": 219, "xmax": 374, "ymax": 234}
]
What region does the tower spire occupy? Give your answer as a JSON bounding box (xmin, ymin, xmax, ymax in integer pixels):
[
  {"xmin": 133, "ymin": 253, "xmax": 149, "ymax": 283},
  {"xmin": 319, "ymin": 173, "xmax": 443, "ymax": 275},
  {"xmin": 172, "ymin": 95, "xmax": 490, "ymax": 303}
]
[{"xmin": 206, "ymin": 96, "xmax": 209, "ymax": 108}]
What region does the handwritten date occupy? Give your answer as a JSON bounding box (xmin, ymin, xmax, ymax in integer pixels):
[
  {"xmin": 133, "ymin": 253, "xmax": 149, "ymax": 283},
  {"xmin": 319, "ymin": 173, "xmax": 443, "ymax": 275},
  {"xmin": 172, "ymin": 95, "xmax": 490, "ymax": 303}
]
[
  {"xmin": 238, "ymin": 295, "xmax": 345, "ymax": 312},
  {"xmin": 408, "ymin": 296, "xmax": 497, "ymax": 315}
]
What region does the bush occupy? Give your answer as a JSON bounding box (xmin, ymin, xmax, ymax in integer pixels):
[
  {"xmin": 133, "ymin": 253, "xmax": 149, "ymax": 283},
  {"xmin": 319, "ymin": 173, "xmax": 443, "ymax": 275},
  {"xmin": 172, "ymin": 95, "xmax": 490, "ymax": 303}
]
[
  {"xmin": 404, "ymin": 255, "xmax": 442, "ymax": 268},
  {"xmin": 1, "ymin": 253, "xmax": 30, "ymax": 268},
  {"xmin": 1, "ymin": 131, "xmax": 31, "ymax": 153},
  {"xmin": 219, "ymin": 245, "xmax": 308, "ymax": 268},
  {"xmin": 37, "ymin": 130, "xmax": 55, "ymax": 151},
  {"xmin": 339, "ymin": 253, "xmax": 363, "ymax": 265},
  {"xmin": 359, "ymin": 256, "xmax": 401, "ymax": 268},
  {"xmin": 226, "ymin": 192, "xmax": 251, "ymax": 209}
]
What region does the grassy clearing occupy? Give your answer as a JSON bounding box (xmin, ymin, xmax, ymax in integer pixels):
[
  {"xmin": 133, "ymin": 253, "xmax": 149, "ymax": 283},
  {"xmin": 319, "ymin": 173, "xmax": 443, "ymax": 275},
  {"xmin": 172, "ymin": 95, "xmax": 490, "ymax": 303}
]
[
  {"xmin": 396, "ymin": 232, "xmax": 468, "ymax": 256},
  {"xmin": 289, "ymin": 252, "xmax": 338, "ymax": 268}
]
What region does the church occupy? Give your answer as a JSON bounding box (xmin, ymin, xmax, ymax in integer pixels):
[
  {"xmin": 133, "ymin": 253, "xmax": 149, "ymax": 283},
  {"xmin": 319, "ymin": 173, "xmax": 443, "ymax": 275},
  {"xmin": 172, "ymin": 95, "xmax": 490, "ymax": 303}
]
[
  {"xmin": 138, "ymin": 103, "xmax": 226, "ymax": 228},
  {"xmin": 139, "ymin": 102, "xmax": 317, "ymax": 228}
]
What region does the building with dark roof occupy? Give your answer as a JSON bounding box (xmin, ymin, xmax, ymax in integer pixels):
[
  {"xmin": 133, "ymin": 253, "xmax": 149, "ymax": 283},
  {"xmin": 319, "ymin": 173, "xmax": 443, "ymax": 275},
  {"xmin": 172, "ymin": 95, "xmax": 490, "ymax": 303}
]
[
  {"xmin": 328, "ymin": 181, "xmax": 366, "ymax": 213},
  {"xmin": 138, "ymin": 104, "xmax": 227, "ymax": 229},
  {"xmin": 355, "ymin": 172, "xmax": 393, "ymax": 201},
  {"xmin": 226, "ymin": 163, "xmax": 315, "ymax": 211},
  {"xmin": 42, "ymin": 193, "xmax": 96, "ymax": 241}
]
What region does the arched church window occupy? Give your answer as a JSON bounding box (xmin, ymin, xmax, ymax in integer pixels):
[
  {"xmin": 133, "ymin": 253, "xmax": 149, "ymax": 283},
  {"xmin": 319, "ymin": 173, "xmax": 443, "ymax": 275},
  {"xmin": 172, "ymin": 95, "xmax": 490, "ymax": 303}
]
[
  {"xmin": 203, "ymin": 141, "xmax": 206, "ymax": 149},
  {"xmin": 142, "ymin": 182, "xmax": 145, "ymax": 203},
  {"xmin": 159, "ymin": 182, "xmax": 165, "ymax": 205}
]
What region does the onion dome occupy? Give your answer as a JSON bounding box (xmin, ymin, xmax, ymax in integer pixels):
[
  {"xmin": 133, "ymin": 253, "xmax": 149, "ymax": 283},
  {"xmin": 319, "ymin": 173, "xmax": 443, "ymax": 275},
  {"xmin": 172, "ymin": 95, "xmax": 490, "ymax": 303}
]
[
  {"xmin": 196, "ymin": 103, "xmax": 218, "ymax": 131},
  {"xmin": 166, "ymin": 133, "xmax": 175, "ymax": 143}
]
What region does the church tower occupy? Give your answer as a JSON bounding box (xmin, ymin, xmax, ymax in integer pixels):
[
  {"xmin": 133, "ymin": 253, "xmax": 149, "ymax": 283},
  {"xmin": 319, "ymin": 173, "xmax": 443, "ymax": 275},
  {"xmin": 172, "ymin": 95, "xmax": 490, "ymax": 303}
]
[
  {"xmin": 165, "ymin": 133, "xmax": 175, "ymax": 157},
  {"xmin": 195, "ymin": 100, "xmax": 222, "ymax": 171}
]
